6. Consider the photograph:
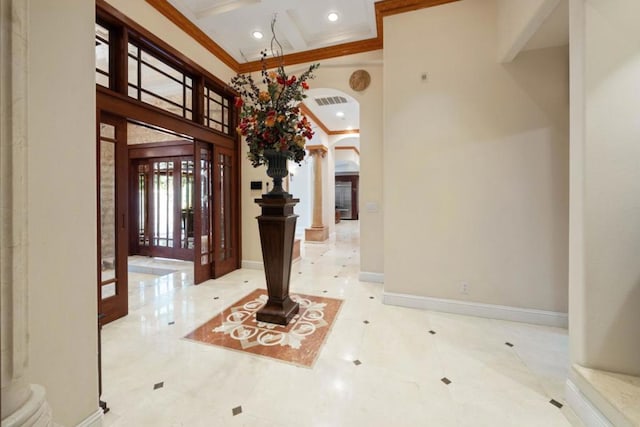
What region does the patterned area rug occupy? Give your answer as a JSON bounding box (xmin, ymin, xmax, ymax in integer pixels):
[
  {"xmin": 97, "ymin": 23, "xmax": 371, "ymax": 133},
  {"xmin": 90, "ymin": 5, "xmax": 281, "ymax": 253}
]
[{"xmin": 185, "ymin": 289, "xmax": 343, "ymax": 368}]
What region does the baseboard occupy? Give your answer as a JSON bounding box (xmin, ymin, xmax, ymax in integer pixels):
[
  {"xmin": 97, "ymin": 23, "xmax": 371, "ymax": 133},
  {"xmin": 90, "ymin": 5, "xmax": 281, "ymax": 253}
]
[
  {"xmin": 382, "ymin": 291, "xmax": 568, "ymax": 328},
  {"xmin": 358, "ymin": 272, "xmax": 384, "ymax": 283},
  {"xmin": 76, "ymin": 408, "xmax": 103, "ymax": 427},
  {"xmin": 565, "ymin": 379, "xmax": 613, "ymax": 427},
  {"xmin": 241, "ymin": 260, "xmax": 263, "ymax": 270}
]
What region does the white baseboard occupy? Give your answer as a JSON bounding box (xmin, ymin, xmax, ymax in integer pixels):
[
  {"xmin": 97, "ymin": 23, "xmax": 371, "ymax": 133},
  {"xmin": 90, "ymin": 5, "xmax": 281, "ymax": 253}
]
[
  {"xmin": 76, "ymin": 408, "xmax": 103, "ymax": 427},
  {"xmin": 383, "ymin": 291, "xmax": 568, "ymax": 328},
  {"xmin": 565, "ymin": 379, "xmax": 612, "ymax": 427},
  {"xmin": 241, "ymin": 260, "xmax": 263, "ymax": 270},
  {"xmin": 358, "ymin": 272, "xmax": 384, "ymax": 283}
]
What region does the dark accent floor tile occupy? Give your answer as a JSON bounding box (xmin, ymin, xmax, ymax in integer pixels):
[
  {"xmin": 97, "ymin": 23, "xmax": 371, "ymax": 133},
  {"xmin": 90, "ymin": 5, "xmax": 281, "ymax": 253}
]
[
  {"xmin": 213, "ymin": 297, "xmax": 219, "ymax": 300},
  {"xmin": 353, "ymin": 360, "xmax": 362, "ymax": 366},
  {"xmin": 153, "ymin": 382, "xmax": 164, "ymax": 390},
  {"xmin": 298, "ymin": 272, "xmax": 302, "ymax": 274},
  {"xmin": 322, "ymin": 290, "xmax": 328, "ymax": 293},
  {"xmin": 342, "ymin": 265, "xmax": 347, "ymax": 267},
  {"xmin": 244, "ymin": 280, "xmax": 249, "ymax": 283},
  {"xmin": 363, "ymin": 320, "xmax": 370, "ymax": 324},
  {"xmin": 369, "ymin": 296, "xmax": 375, "ymax": 300},
  {"xmin": 429, "ymin": 330, "xmax": 436, "ymax": 335},
  {"xmin": 549, "ymin": 399, "xmax": 563, "ymax": 409},
  {"xmin": 505, "ymin": 342, "xmax": 514, "ymax": 347},
  {"xmin": 334, "ymin": 275, "xmax": 339, "ymax": 278},
  {"xmin": 232, "ymin": 406, "xmax": 242, "ymax": 416},
  {"xmin": 168, "ymin": 321, "xmax": 175, "ymax": 325},
  {"xmin": 441, "ymin": 377, "xmax": 451, "ymax": 385}
]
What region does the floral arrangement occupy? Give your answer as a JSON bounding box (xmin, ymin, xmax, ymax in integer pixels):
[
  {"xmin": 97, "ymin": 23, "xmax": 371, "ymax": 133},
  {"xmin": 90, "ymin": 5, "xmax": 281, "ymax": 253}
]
[{"xmin": 231, "ymin": 49, "xmax": 319, "ymax": 168}]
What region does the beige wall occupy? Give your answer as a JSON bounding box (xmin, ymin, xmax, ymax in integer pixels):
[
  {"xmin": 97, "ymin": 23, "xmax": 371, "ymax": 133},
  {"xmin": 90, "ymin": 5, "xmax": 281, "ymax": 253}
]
[
  {"xmin": 384, "ymin": 0, "xmax": 569, "ymax": 312},
  {"xmin": 105, "ymin": 0, "xmax": 235, "ymax": 83},
  {"xmin": 569, "ymin": 0, "xmax": 640, "ymax": 375},
  {"xmin": 26, "ymin": 0, "xmax": 99, "ymax": 425},
  {"xmin": 496, "ymin": 0, "xmax": 559, "ymax": 61}
]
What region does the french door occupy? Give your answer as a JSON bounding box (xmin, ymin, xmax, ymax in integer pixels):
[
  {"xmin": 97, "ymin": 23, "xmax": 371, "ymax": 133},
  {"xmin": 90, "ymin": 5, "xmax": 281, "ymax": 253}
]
[
  {"xmin": 193, "ymin": 143, "xmax": 238, "ymax": 282},
  {"xmin": 98, "ymin": 114, "xmax": 128, "ymax": 324},
  {"xmin": 132, "ymin": 156, "xmax": 195, "ymax": 261}
]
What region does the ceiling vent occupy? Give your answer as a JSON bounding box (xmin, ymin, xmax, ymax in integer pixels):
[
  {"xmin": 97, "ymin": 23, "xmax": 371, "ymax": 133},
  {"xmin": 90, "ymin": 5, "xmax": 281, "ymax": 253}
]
[{"xmin": 314, "ymin": 96, "xmax": 348, "ymax": 106}]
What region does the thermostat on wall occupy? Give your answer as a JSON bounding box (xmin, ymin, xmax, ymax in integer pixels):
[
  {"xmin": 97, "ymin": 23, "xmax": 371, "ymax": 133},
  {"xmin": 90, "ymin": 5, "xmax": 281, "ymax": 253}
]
[{"xmin": 250, "ymin": 181, "xmax": 262, "ymax": 190}]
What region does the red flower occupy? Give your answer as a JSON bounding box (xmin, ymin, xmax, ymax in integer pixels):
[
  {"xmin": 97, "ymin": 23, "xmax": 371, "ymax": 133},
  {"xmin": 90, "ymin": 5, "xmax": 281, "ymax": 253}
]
[
  {"xmin": 302, "ymin": 81, "xmax": 309, "ymax": 90},
  {"xmin": 234, "ymin": 97, "xmax": 243, "ymax": 107},
  {"xmin": 277, "ymin": 75, "xmax": 285, "ymax": 85},
  {"xmin": 286, "ymin": 76, "xmax": 297, "ymax": 86}
]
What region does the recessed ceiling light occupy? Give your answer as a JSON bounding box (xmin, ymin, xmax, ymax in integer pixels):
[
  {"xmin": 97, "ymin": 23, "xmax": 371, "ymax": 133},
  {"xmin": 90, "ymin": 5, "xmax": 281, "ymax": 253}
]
[
  {"xmin": 252, "ymin": 31, "xmax": 263, "ymax": 40},
  {"xmin": 327, "ymin": 12, "xmax": 339, "ymax": 22},
  {"xmin": 336, "ymin": 111, "xmax": 345, "ymax": 118}
]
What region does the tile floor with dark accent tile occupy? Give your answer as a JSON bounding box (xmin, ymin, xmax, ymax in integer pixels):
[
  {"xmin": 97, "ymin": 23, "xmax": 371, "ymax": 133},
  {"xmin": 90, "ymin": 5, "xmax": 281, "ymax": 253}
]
[{"xmin": 101, "ymin": 221, "xmax": 581, "ymax": 426}]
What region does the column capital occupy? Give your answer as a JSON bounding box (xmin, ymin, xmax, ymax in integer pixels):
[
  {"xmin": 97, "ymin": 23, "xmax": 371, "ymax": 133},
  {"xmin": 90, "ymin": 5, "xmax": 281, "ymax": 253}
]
[{"xmin": 306, "ymin": 144, "xmax": 328, "ymax": 158}]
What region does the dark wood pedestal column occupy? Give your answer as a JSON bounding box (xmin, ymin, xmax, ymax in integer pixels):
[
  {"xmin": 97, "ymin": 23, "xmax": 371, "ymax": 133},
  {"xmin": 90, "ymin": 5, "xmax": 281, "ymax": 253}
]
[{"xmin": 255, "ymin": 196, "xmax": 300, "ymax": 325}]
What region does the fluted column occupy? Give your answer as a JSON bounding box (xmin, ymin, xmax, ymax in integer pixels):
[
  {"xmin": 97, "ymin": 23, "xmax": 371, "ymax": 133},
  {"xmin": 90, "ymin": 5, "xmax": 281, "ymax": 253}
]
[
  {"xmin": 1, "ymin": 0, "xmax": 52, "ymax": 425},
  {"xmin": 305, "ymin": 145, "xmax": 329, "ymax": 242}
]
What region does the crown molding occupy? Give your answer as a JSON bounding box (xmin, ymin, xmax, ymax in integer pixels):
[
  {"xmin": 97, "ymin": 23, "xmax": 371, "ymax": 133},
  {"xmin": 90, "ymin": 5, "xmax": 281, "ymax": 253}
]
[
  {"xmin": 299, "ymin": 104, "xmax": 360, "ymax": 136},
  {"xmin": 335, "ymin": 146, "xmax": 361, "ymax": 155},
  {"xmin": 144, "ymin": 0, "xmax": 240, "ymax": 71},
  {"xmin": 145, "ymin": 0, "xmax": 460, "ymax": 73}
]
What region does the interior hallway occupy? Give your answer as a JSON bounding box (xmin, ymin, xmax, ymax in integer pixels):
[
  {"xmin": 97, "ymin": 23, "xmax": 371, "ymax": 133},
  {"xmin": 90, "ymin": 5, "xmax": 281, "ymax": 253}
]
[{"xmin": 101, "ymin": 221, "xmax": 580, "ymax": 426}]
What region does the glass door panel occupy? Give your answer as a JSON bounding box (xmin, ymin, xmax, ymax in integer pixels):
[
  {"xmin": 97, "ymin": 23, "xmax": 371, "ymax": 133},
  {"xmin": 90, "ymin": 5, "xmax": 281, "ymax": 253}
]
[
  {"xmin": 214, "ymin": 145, "xmax": 237, "ymax": 277},
  {"xmin": 181, "ymin": 159, "xmax": 195, "ymax": 249},
  {"xmin": 98, "ymin": 114, "xmax": 128, "ymax": 324},
  {"xmin": 194, "ymin": 142, "xmax": 213, "ymax": 284}
]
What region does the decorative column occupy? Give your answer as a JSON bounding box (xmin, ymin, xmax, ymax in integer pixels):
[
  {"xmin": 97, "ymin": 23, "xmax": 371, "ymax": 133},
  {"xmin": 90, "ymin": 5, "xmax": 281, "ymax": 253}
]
[
  {"xmin": 1, "ymin": 0, "xmax": 53, "ymax": 425},
  {"xmin": 305, "ymin": 145, "xmax": 329, "ymax": 242}
]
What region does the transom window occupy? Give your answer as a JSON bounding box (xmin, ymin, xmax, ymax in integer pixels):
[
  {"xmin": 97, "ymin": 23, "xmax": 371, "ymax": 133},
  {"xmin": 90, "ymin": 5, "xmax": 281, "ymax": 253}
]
[
  {"xmin": 94, "ymin": 15, "xmax": 235, "ymax": 137},
  {"xmin": 204, "ymin": 85, "xmax": 230, "ymax": 134},
  {"xmin": 127, "ymin": 43, "xmax": 193, "ymax": 120}
]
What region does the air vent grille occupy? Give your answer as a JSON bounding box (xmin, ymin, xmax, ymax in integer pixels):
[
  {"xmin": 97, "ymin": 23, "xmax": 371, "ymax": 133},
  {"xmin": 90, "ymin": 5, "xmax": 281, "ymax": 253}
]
[{"xmin": 314, "ymin": 96, "xmax": 348, "ymax": 106}]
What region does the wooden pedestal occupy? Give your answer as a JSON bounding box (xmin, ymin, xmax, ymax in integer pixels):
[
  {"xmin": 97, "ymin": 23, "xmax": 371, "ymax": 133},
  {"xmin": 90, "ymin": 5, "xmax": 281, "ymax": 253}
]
[{"xmin": 255, "ymin": 196, "xmax": 300, "ymax": 325}]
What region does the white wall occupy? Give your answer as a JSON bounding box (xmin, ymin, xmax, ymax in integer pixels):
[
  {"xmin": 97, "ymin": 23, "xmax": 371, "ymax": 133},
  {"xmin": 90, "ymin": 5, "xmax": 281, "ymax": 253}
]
[
  {"xmin": 384, "ymin": 0, "xmax": 569, "ymax": 312},
  {"xmin": 569, "ymin": 0, "xmax": 640, "ymax": 375},
  {"xmin": 290, "ymin": 156, "xmax": 312, "ymax": 235},
  {"xmin": 26, "ymin": 0, "xmax": 99, "ymax": 425}
]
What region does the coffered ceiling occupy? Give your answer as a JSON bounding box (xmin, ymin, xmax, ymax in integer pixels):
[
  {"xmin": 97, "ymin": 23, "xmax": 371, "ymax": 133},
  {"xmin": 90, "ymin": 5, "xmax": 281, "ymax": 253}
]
[{"xmin": 166, "ymin": 0, "xmax": 379, "ymax": 63}]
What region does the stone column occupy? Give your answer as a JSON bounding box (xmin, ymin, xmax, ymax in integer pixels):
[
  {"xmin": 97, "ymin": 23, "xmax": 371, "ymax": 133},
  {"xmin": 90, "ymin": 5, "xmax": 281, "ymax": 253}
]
[
  {"xmin": 1, "ymin": 0, "xmax": 53, "ymax": 425},
  {"xmin": 305, "ymin": 145, "xmax": 329, "ymax": 241}
]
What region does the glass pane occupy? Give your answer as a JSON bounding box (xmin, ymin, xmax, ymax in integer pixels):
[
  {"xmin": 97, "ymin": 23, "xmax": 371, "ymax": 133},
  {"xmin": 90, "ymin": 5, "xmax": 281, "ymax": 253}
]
[
  {"xmin": 141, "ymin": 50, "xmax": 183, "ymax": 82},
  {"xmin": 100, "ymin": 139, "xmax": 116, "ymax": 287},
  {"xmin": 181, "ymin": 160, "xmax": 194, "ymax": 249},
  {"xmin": 141, "ymin": 91, "xmax": 183, "ymax": 117},
  {"xmin": 138, "ymin": 164, "xmax": 148, "ymax": 245},
  {"xmin": 200, "ymin": 149, "xmax": 211, "ymax": 265},
  {"xmin": 152, "ymin": 161, "xmax": 174, "ymax": 248},
  {"xmin": 101, "ymin": 283, "xmax": 116, "ymax": 299},
  {"xmin": 96, "ymin": 72, "xmax": 109, "ymax": 88},
  {"xmin": 219, "ymin": 153, "xmax": 232, "ymax": 261},
  {"xmin": 95, "ymin": 23, "xmax": 109, "ymax": 88},
  {"xmin": 100, "ymin": 123, "xmax": 115, "ymax": 139},
  {"xmin": 128, "ymin": 55, "xmax": 139, "ymax": 87},
  {"xmin": 141, "ymin": 63, "xmax": 183, "ymax": 102}
]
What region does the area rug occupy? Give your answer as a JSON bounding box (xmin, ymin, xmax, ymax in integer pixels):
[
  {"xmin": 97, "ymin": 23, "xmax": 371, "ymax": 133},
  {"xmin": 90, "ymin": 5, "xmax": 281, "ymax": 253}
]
[{"xmin": 185, "ymin": 289, "xmax": 343, "ymax": 368}]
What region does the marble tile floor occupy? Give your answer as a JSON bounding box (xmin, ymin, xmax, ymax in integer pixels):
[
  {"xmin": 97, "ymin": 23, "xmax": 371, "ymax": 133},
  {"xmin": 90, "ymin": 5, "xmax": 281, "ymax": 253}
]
[{"xmin": 101, "ymin": 221, "xmax": 582, "ymax": 426}]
